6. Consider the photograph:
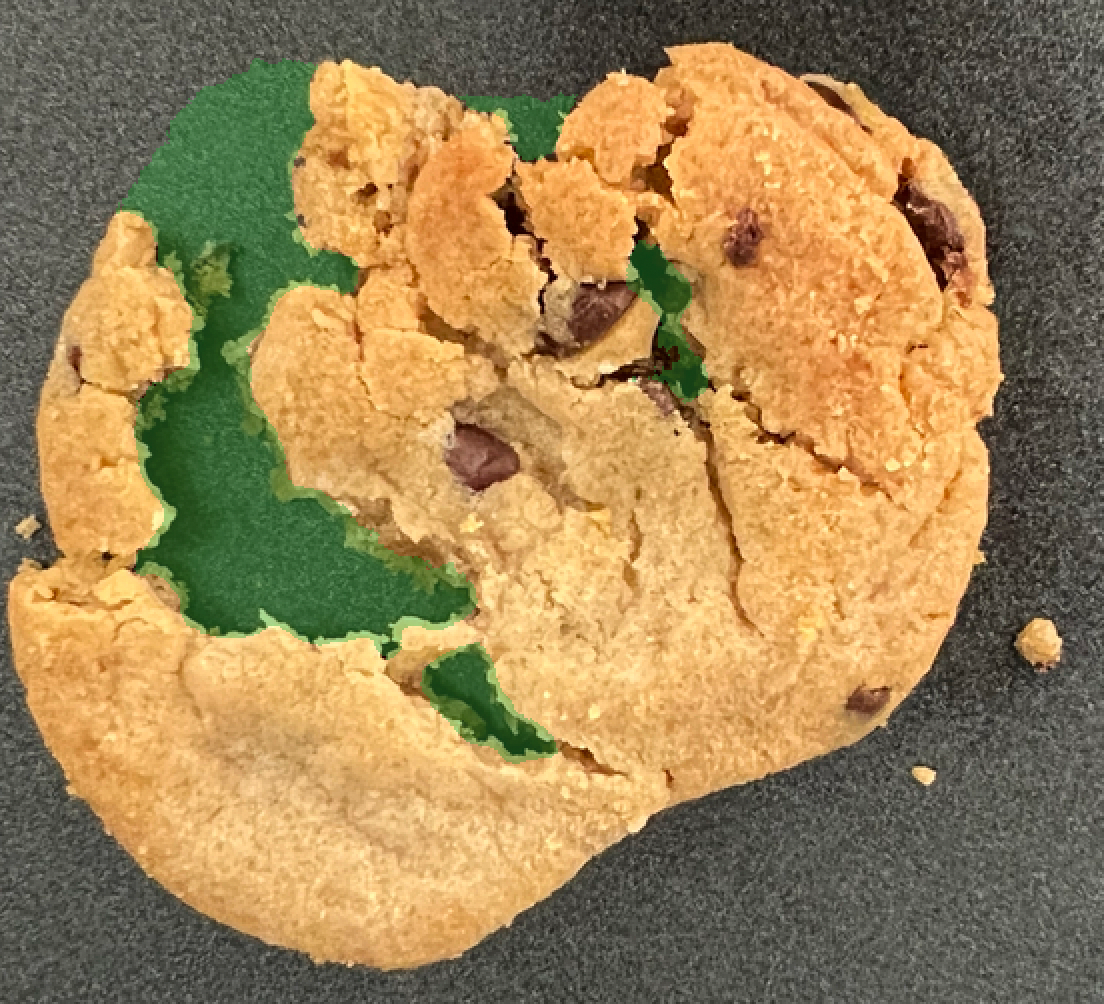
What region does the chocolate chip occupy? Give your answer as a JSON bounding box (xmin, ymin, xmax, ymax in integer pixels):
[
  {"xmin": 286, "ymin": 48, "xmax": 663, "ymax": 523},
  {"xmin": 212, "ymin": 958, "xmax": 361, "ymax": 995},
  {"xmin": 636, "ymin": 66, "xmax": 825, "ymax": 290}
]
[
  {"xmin": 845, "ymin": 685, "xmax": 892, "ymax": 714},
  {"xmin": 445, "ymin": 424, "xmax": 520, "ymax": 492},
  {"xmin": 293, "ymin": 155, "xmax": 306, "ymax": 168},
  {"xmin": 295, "ymin": 213, "xmax": 307, "ymax": 228},
  {"xmin": 66, "ymin": 344, "xmax": 82, "ymax": 377},
  {"xmin": 722, "ymin": 209, "xmax": 764, "ymax": 267},
  {"xmin": 640, "ymin": 379, "xmax": 679, "ymax": 415},
  {"xmin": 567, "ymin": 282, "xmax": 637, "ymax": 347},
  {"xmin": 893, "ymin": 180, "xmax": 968, "ymax": 290},
  {"xmin": 806, "ymin": 81, "xmax": 870, "ymax": 132}
]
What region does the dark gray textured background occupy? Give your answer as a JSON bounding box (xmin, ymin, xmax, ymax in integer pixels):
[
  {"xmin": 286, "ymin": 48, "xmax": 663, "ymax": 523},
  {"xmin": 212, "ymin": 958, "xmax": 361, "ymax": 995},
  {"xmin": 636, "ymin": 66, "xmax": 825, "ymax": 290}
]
[{"xmin": 2, "ymin": 1, "xmax": 1102, "ymax": 1001}]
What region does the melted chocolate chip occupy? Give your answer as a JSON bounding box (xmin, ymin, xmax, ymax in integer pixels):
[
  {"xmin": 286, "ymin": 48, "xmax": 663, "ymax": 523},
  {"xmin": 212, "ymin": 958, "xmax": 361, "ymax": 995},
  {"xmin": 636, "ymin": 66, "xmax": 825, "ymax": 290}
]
[
  {"xmin": 295, "ymin": 213, "xmax": 307, "ymax": 228},
  {"xmin": 445, "ymin": 424, "xmax": 521, "ymax": 492},
  {"xmin": 293, "ymin": 155, "xmax": 306, "ymax": 168},
  {"xmin": 722, "ymin": 209, "xmax": 764, "ymax": 266},
  {"xmin": 66, "ymin": 344, "xmax": 82, "ymax": 377},
  {"xmin": 806, "ymin": 81, "xmax": 870, "ymax": 132},
  {"xmin": 566, "ymin": 282, "xmax": 638, "ymax": 347},
  {"xmin": 893, "ymin": 180, "xmax": 968, "ymax": 290},
  {"xmin": 845, "ymin": 685, "xmax": 892, "ymax": 714}
]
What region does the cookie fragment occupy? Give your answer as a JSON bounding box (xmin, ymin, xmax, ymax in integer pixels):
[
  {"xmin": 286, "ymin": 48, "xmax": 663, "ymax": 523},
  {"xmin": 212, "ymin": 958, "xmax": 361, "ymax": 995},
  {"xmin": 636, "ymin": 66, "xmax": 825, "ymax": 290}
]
[
  {"xmin": 515, "ymin": 158, "xmax": 637, "ymax": 281},
  {"xmin": 14, "ymin": 515, "xmax": 41, "ymax": 540},
  {"xmin": 911, "ymin": 765, "xmax": 937, "ymax": 786},
  {"xmin": 1015, "ymin": 618, "xmax": 1062, "ymax": 671},
  {"xmin": 446, "ymin": 424, "xmax": 522, "ymax": 491},
  {"xmin": 894, "ymin": 179, "xmax": 969, "ymax": 290},
  {"xmin": 406, "ymin": 115, "xmax": 545, "ymax": 356}
]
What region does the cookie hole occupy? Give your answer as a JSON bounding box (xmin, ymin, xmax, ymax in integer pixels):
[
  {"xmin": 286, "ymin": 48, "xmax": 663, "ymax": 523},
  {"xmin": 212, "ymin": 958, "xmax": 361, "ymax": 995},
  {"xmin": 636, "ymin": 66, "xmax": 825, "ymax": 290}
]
[
  {"xmin": 663, "ymin": 90, "xmax": 694, "ymax": 138},
  {"xmin": 635, "ymin": 146, "xmax": 675, "ymax": 202},
  {"xmin": 491, "ymin": 184, "xmax": 531, "ymax": 237}
]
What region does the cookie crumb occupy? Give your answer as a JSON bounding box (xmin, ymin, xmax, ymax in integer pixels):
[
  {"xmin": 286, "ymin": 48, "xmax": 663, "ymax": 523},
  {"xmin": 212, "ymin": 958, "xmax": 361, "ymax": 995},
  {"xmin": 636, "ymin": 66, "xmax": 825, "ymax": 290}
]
[
  {"xmin": 911, "ymin": 765, "xmax": 937, "ymax": 786},
  {"xmin": 14, "ymin": 515, "xmax": 41, "ymax": 540},
  {"xmin": 1015, "ymin": 618, "xmax": 1062, "ymax": 671}
]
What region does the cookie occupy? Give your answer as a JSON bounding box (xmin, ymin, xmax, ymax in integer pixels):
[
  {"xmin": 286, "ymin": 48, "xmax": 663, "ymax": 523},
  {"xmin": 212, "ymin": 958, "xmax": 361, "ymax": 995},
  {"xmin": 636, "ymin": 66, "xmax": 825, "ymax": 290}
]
[
  {"xmin": 1015, "ymin": 618, "xmax": 1062, "ymax": 670},
  {"xmin": 10, "ymin": 43, "xmax": 1000, "ymax": 968}
]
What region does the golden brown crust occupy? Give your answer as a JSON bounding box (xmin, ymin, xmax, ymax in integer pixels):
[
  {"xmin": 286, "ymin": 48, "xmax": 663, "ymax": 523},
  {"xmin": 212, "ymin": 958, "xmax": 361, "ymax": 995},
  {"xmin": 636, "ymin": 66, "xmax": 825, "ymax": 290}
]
[{"xmin": 292, "ymin": 61, "xmax": 465, "ymax": 268}]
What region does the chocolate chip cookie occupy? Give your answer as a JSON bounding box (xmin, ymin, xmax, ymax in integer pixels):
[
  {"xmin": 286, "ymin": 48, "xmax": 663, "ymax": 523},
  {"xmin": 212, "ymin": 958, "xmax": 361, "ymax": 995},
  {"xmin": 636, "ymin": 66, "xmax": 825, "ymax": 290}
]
[{"xmin": 9, "ymin": 43, "xmax": 1000, "ymax": 968}]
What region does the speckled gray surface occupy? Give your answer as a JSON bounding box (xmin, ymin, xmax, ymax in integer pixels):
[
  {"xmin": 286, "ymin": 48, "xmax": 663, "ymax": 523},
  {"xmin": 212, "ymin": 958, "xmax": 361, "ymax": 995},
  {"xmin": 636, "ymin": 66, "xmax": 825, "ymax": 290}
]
[{"xmin": 2, "ymin": 1, "xmax": 1102, "ymax": 1001}]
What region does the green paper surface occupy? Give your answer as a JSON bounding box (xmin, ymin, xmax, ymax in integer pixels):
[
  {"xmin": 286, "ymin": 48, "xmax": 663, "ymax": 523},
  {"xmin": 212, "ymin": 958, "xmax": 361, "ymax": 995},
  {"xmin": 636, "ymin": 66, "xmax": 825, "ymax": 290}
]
[
  {"xmin": 627, "ymin": 241, "xmax": 709, "ymax": 400},
  {"xmin": 422, "ymin": 646, "xmax": 558, "ymax": 761}
]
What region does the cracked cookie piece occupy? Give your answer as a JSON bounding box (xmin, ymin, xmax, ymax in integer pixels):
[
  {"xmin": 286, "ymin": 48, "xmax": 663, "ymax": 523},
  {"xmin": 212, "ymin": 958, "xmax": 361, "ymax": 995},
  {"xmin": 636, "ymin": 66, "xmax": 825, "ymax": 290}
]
[
  {"xmin": 38, "ymin": 212, "xmax": 192, "ymax": 558},
  {"xmin": 1016, "ymin": 618, "xmax": 1063, "ymax": 670}
]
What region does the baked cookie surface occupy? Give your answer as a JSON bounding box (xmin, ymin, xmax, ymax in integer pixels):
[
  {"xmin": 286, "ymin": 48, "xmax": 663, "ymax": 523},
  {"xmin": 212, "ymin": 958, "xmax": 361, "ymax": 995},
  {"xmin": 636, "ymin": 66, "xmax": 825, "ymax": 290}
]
[{"xmin": 9, "ymin": 43, "xmax": 999, "ymax": 968}]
